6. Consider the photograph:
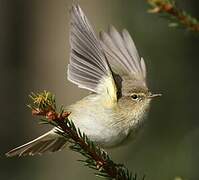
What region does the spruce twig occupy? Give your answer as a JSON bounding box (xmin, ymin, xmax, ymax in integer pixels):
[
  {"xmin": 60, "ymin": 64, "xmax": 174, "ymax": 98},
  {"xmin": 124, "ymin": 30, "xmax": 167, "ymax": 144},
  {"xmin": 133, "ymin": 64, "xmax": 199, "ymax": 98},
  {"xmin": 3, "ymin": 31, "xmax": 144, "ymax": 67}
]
[
  {"xmin": 28, "ymin": 91, "xmax": 142, "ymax": 180},
  {"xmin": 146, "ymin": 0, "xmax": 199, "ymax": 32}
]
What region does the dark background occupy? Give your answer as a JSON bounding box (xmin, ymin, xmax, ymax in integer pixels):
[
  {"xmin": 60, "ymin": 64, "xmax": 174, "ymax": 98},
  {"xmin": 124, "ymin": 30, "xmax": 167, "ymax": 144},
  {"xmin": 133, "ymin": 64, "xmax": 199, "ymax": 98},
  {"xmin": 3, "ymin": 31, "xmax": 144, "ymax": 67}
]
[{"xmin": 1, "ymin": 0, "xmax": 199, "ymax": 179}]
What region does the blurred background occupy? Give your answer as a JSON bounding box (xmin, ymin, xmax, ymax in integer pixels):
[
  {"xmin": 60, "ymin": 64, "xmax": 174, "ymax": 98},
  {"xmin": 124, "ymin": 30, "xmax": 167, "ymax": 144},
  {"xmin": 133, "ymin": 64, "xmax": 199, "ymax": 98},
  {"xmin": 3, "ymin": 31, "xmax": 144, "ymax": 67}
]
[{"xmin": 1, "ymin": 0, "xmax": 199, "ymax": 179}]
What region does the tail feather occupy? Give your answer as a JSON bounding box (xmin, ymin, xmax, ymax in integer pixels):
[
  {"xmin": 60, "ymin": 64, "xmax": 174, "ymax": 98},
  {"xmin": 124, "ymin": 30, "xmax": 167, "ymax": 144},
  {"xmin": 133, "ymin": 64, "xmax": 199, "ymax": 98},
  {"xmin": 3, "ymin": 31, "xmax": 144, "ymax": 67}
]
[{"xmin": 6, "ymin": 129, "xmax": 67, "ymax": 157}]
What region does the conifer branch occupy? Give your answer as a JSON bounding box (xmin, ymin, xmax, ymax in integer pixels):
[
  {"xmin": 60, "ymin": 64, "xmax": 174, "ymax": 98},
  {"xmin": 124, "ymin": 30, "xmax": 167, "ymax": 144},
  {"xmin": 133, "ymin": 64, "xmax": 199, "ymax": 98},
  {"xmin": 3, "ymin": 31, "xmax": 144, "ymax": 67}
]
[
  {"xmin": 28, "ymin": 91, "xmax": 143, "ymax": 180},
  {"xmin": 146, "ymin": 0, "xmax": 199, "ymax": 32}
]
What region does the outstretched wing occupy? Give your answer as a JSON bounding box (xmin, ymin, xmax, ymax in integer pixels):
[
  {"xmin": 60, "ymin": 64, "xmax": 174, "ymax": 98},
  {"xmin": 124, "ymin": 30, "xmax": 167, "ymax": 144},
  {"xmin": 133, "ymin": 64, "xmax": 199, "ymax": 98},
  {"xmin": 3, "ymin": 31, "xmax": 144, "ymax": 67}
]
[
  {"xmin": 100, "ymin": 26, "xmax": 147, "ymax": 86},
  {"xmin": 68, "ymin": 5, "xmax": 117, "ymax": 105}
]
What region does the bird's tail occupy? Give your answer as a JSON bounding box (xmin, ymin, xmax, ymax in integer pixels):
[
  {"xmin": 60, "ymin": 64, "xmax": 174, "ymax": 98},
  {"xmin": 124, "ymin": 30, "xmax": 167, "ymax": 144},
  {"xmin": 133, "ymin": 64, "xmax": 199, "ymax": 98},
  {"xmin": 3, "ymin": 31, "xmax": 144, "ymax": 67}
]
[{"xmin": 6, "ymin": 129, "xmax": 67, "ymax": 157}]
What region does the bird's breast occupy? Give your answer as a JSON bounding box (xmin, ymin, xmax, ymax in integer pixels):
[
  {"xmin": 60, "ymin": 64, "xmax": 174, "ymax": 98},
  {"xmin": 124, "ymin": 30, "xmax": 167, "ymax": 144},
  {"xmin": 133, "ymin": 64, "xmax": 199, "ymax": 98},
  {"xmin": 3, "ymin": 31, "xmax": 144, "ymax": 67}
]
[{"xmin": 66, "ymin": 95, "xmax": 147, "ymax": 147}]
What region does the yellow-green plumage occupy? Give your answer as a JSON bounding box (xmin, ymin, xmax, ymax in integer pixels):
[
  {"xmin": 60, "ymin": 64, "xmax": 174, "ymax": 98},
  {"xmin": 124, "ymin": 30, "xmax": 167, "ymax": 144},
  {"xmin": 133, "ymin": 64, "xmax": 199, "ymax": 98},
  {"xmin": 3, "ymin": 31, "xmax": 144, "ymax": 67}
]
[{"xmin": 6, "ymin": 4, "xmax": 160, "ymax": 157}]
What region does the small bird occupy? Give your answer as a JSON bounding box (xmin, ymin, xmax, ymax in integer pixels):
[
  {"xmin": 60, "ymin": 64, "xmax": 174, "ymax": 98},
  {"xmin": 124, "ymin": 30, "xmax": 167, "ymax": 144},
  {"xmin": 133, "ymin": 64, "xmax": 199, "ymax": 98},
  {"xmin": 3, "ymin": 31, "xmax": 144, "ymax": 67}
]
[{"xmin": 6, "ymin": 4, "xmax": 161, "ymax": 157}]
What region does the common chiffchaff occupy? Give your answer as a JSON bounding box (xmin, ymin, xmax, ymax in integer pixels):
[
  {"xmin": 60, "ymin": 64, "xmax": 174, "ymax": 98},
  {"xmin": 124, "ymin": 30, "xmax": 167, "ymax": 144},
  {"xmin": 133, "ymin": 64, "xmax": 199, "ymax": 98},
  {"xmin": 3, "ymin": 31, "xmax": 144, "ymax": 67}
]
[{"xmin": 6, "ymin": 4, "xmax": 161, "ymax": 157}]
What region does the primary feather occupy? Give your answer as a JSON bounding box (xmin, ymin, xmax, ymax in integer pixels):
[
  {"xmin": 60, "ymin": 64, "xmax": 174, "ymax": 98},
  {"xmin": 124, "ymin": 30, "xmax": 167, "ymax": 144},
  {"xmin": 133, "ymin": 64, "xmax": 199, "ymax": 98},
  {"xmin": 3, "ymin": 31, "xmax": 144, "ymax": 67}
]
[
  {"xmin": 68, "ymin": 5, "xmax": 117, "ymax": 103},
  {"xmin": 100, "ymin": 26, "xmax": 147, "ymax": 86}
]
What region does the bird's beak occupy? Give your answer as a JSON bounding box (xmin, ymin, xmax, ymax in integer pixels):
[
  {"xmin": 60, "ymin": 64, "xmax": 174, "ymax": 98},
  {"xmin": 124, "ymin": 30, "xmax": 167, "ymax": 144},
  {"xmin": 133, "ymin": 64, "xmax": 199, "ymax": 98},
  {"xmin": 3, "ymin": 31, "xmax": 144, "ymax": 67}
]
[{"xmin": 148, "ymin": 93, "xmax": 162, "ymax": 99}]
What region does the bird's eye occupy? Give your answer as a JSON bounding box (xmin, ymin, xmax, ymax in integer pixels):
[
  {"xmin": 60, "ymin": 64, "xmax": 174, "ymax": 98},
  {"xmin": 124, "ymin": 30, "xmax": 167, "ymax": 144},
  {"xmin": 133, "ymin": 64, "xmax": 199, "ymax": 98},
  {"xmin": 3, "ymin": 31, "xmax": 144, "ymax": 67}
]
[{"xmin": 131, "ymin": 94, "xmax": 138, "ymax": 100}]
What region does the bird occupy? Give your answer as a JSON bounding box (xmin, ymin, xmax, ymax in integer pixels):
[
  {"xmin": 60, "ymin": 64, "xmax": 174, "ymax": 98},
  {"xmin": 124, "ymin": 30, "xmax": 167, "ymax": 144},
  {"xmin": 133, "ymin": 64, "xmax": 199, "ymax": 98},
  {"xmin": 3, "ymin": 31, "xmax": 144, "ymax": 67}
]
[{"xmin": 6, "ymin": 4, "xmax": 161, "ymax": 157}]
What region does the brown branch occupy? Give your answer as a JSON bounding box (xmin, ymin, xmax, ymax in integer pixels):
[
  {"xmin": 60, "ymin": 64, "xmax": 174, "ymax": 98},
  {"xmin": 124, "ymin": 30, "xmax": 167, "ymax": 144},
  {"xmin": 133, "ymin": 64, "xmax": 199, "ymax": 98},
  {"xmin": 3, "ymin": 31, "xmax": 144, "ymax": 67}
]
[{"xmin": 146, "ymin": 0, "xmax": 199, "ymax": 32}]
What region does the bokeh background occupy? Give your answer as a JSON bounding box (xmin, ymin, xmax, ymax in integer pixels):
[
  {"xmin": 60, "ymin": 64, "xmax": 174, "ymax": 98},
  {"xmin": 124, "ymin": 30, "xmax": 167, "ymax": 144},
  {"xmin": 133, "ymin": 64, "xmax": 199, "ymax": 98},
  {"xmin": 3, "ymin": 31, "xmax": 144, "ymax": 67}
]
[{"xmin": 1, "ymin": 0, "xmax": 199, "ymax": 179}]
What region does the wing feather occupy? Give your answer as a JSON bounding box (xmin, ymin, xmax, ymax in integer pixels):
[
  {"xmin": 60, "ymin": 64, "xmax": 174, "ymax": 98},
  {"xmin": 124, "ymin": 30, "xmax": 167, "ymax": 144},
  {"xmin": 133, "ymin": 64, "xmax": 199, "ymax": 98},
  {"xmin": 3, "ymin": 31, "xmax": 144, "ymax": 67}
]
[
  {"xmin": 68, "ymin": 5, "xmax": 117, "ymax": 104},
  {"xmin": 109, "ymin": 26, "xmax": 137, "ymax": 72},
  {"xmin": 100, "ymin": 26, "xmax": 147, "ymax": 85}
]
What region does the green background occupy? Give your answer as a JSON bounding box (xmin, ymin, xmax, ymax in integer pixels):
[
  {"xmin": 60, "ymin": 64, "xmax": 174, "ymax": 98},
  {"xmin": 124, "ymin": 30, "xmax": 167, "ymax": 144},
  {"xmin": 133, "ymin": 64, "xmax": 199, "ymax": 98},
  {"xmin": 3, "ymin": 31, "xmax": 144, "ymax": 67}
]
[{"xmin": 1, "ymin": 0, "xmax": 199, "ymax": 179}]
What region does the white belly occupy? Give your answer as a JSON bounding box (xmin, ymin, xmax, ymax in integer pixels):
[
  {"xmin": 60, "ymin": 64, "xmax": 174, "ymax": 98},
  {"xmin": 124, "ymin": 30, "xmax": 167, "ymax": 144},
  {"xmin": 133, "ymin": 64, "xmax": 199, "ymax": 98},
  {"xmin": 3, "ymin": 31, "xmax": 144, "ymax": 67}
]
[{"xmin": 68, "ymin": 107, "xmax": 129, "ymax": 147}]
